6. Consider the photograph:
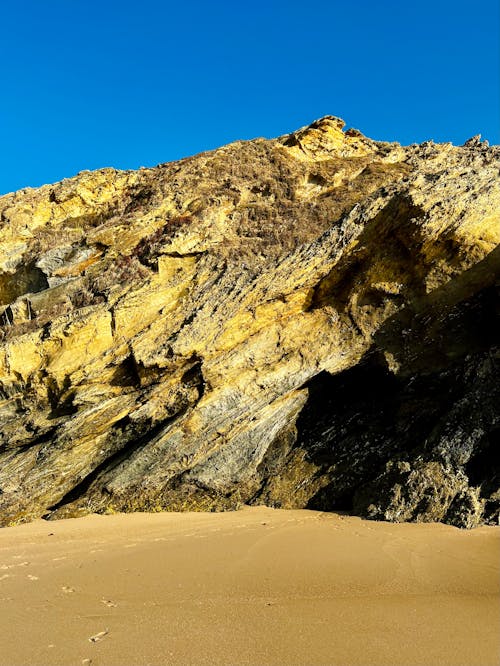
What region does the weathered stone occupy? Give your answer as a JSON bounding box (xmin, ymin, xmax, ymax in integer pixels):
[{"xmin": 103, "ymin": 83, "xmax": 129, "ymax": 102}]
[{"xmin": 0, "ymin": 116, "xmax": 498, "ymax": 527}]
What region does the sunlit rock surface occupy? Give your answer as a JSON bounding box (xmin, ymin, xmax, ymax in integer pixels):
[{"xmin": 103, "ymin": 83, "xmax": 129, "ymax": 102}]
[{"xmin": 0, "ymin": 117, "xmax": 498, "ymax": 527}]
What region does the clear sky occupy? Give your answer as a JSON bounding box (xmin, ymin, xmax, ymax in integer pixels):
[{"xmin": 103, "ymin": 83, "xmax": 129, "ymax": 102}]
[{"xmin": 1, "ymin": 0, "xmax": 498, "ymax": 195}]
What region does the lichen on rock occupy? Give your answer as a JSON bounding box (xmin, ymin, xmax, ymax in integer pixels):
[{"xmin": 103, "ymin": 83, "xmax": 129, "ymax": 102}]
[{"xmin": 0, "ymin": 116, "xmax": 498, "ymax": 527}]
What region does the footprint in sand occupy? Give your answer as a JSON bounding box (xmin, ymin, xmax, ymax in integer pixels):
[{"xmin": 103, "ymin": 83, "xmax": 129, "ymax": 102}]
[
  {"xmin": 0, "ymin": 563, "xmax": 26, "ymax": 570},
  {"xmin": 82, "ymin": 659, "xmax": 92, "ymax": 665},
  {"xmin": 88, "ymin": 630, "xmax": 108, "ymax": 643},
  {"xmin": 27, "ymin": 574, "xmax": 39, "ymax": 580},
  {"xmin": 62, "ymin": 585, "xmax": 75, "ymax": 593},
  {"xmin": 100, "ymin": 598, "xmax": 117, "ymax": 608}
]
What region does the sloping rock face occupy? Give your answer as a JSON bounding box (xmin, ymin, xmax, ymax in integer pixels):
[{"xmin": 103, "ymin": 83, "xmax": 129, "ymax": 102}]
[{"xmin": 0, "ymin": 117, "xmax": 498, "ymax": 527}]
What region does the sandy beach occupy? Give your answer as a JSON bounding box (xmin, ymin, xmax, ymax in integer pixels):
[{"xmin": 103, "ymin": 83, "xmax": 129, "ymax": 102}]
[{"xmin": 0, "ymin": 507, "xmax": 498, "ymax": 666}]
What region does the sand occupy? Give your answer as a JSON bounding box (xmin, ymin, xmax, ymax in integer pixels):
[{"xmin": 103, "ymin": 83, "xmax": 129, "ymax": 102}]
[{"xmin": 0, "ymin": 507, "xmax": 498, "ymax": 666}]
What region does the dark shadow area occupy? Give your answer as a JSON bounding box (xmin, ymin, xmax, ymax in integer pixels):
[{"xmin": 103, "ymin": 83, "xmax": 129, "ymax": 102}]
[
  {"xmin": 110, "ymin": 355, "xmax": 142, "ymax": 388},
  {"xmin": 47, "ymin": 376, "xmax": 77, "ymax": 419},
  {"xmin": 296, "ymin": 354, "xmax": 462, "ymax": 512},
  {"xmin": 181, "ymin": 354, "xmax": 206, "ymax": 399},
  {"xmin": 0, "ymin": 264, "xmax": 49, "ymax": 310},
  {"xmin": 293, "ymin": 266, "xmax": 499, "ymax": 514},
  {"xmin": 466, "ymin": 427, "xmax": 500, "ymax": 497}
]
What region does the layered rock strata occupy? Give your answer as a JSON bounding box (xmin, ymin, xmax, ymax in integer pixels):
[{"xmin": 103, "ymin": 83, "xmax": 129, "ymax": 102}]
[{"xmin": 0, "ymin": 117, "xmax": 498, "ymax": 527}]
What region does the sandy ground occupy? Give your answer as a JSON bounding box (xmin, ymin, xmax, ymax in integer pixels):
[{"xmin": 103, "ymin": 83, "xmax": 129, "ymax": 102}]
[{"xmin": 0, "ymin": 507, "xmax": 498, "ymax": 666}]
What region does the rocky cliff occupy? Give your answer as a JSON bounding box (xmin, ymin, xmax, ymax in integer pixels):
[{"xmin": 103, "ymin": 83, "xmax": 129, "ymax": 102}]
[{"xmin": 0, "ymin": 117, "xmax": 498, "ymax": 527}]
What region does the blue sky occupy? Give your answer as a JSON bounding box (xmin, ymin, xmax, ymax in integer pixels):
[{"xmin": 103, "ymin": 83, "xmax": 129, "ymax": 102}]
[{"xmin": 1, "ymin": 0, "xmax": 498, "ymax": 195}]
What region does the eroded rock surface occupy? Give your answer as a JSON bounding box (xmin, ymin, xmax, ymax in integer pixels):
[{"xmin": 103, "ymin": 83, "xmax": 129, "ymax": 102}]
[{"xmin": 0, "ymin": 116, "xmax": 498, "ymax": 526}]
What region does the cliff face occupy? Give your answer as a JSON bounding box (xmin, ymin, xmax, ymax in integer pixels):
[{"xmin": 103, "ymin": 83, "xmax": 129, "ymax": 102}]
[{"xmin": 0, "ymin": 117, "xmax": 498, "ymax": 527}]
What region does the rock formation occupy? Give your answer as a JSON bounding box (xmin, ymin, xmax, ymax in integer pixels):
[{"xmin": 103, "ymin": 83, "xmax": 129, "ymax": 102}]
[{"xmin": 0, "ymin": 117, "xmax": 498, "ymax": 527}]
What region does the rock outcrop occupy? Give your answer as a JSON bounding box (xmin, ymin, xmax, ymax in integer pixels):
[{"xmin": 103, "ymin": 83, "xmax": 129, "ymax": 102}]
[{"xmin": 0, "ymin": 116, "xmax": 498, "ymax": 527}]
